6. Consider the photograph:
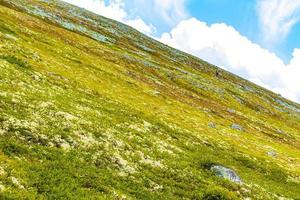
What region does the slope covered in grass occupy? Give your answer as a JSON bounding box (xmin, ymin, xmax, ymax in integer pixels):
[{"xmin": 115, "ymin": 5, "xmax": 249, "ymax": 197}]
[{"xmin": 0, "ymin": 0, "xmax": 299, "ymax": 199}]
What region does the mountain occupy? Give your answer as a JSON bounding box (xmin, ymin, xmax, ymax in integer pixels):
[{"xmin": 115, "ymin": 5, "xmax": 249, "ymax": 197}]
[{"xmin": 0, "ymin": 0, "xmax": 299, "ymax": 199}]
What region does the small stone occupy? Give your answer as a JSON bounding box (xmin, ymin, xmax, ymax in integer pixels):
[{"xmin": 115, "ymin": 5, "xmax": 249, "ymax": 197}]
[
  {"xmin": 211, "ymin": 165, "xmax": 242, "ymax": 184},
  {"xmin": 152, "ymin": 90, "xmax": 160, "ymax": 95},
  {"xmin": 267, "ymin": 150, "xmax": 277, "ymax": 157},
  {"xmin": 227, "ymin": 109, "xmax": 235, "ymax": 113},
  {"xmin": 231, "ymin": 123, "xmax": 243, "ymax": 131}
]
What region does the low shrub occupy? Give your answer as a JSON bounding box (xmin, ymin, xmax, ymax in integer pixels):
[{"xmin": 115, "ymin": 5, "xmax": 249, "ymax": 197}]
[
  {"xmin": 202, "ymin": 187, "xmax": 238, "ymax": 200},
  {"xmin": 0, "ymin": 55, "xmax": 29, "ymax": 68}
]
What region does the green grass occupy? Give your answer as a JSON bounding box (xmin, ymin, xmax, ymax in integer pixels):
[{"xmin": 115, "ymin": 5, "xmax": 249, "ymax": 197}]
[
  {"xmin": 0, "ymin": 55, "xmax": 29, "ymax": 68},
  {"xmin": 0, "ymin": 0, "xmax": 299, "ymax": 199}
]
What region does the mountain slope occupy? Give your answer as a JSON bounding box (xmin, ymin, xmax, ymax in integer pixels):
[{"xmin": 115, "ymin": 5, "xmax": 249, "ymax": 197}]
[{"xmin": 0, "ymin": 0, "xmax": 299, "ymax": 199}]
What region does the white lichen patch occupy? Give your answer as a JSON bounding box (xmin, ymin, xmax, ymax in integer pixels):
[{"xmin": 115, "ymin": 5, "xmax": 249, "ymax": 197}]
[
  {"xmin": 60, "ymin": 142, "xmax": 71, "ymax": 150},
  {"xmin": 157, "ymin": 144, "xmax": 174, "ymax": 154},
  {"xmin": 39, "ymin": 101, "xmax": 55, "ymax": 109},
  {"xmin": 0, "ymin": 182, "xmax": 5, "ymax": 192},
  {"xmin": 112, "ymin": 153, "xmax": 136, "ymax": 174},
  {"xmin": 138, "ymin": 151, "xmax": 164, "ymax": 168},
  {"xmin": 55, "ymin": 111, "xmax": 78, "ymax": 121},
  {"xmin": 0, "ymin": 91, "xmax": 8, "ymax": 97},
  {"xmin": 112, "ymin": 191, "xmax": 128, "ymax": 200},
  {"xmin": 0, "ymin": 129, "xmax": 5, "ymax": 135},
  {"xmin": 287, "ymin": 175, "xmax": 300, "ymax": 184},
  {"xmin": 10, "ymin": 177, "xmax": 24, "ymax": 189},
  {"xmin": 128, "ymin": 124, "xmax": 146, "ymax": 133},
  {"xmin": 0, "ymin": 166, "xmax": 5, "ymax": 176},
  {"xmin": 128, "ymin": 121, "xmax": 153, "ymax": 133},
  {"xmin": 149, "ymin": 181, "xmax": 163, "ymax": 192},
  {"xmin": 1, "ymin": 117, "xmax": 39, "ymax": 134},
  {"xmin": 52, "ymin": 135, "xmax": 73, "ymax": 150},
  {"xmin": 76, "ymin": 104, "xmax": 92, "ymax": 112},
  {"xmin": 112, "ymin": 139, "xmax": 125, "ymax": 148},
  {"xmin": 74, "ymin": 131, "xmax": 98, "ymax": 147},
  {"xmin": 155, "ymin": 140, "xmax": 183, "ymax": 155},
  {"xmin": 143, "ymin": 121, "xmax": 153, "ymax": 129}
]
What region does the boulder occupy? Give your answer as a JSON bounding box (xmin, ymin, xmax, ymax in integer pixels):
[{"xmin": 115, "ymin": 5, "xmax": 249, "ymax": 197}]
[{"xmin": 211, "ymin": 165, "xmax": 242, "ymax": 184}]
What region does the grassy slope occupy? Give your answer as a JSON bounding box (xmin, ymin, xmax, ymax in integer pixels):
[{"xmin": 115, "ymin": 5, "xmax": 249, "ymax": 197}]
[{"xmin": 0, "ymin": 0, "xmax": 299, "ymax": 199}]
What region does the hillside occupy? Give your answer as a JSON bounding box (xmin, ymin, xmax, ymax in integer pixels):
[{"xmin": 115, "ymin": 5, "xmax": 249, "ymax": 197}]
[{"xmin": 0, "ymin": 0, "xmax": 299, "ymax": 199}]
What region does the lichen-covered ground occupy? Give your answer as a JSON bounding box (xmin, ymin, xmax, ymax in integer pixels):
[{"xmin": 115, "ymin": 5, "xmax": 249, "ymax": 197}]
[{"xmin": 0, "ymin": 0, "xmax": 299, "ymax": 199}]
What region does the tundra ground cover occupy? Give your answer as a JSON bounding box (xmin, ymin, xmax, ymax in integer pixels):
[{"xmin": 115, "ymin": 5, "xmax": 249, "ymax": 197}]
[{"xmin": 0, "ymin": 0, "xmax": 299, "ymax": 199}]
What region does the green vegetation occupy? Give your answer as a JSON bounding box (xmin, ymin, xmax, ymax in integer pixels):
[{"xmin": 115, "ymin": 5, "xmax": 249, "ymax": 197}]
[
  {"xmin": 0, "ymin": 55, "xmax": 29, "ymax": 68},
  {"xmin": 0, "ymin": 0, "xmax": 299, "ymax": 199}
]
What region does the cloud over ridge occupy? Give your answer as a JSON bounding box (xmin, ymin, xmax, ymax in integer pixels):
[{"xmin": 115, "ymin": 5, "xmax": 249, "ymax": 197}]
[{"xmin": 160, "ymin": 18, "xmax": 300, "ymax": 102}]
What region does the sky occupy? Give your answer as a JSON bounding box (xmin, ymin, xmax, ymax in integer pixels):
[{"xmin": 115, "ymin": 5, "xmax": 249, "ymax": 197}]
[{"xmin": 62, "ymin": 0, "xmax": 300, "ymax": 103}]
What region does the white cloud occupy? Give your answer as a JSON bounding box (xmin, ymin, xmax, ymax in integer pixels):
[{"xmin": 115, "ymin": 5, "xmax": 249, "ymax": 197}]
[
  {"xmin": 153, "ymin": 0, "xmax": 188, "ymax": 25},
  {"xmin": 127, "ymin": 0, "xmax": 188, "ymax": 28},
  {"xmin": 160, "ymin": 18, "xmax": 300, "ymax": 102},
  {"xmin": 62, "ymin": 0, "xmax": 155, "ymax": 35},
  {"xmin": 257, "ymin": 0, "xmax": 300, "ymax": 43}
]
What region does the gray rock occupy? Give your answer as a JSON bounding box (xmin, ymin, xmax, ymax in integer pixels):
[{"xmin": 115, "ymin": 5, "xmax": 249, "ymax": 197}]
[
  {"xmin": 227, "ymin": 108, "xmax": 235, "ymax": 114},
  {"xmin": 231, "ymin": 123, "xmax": 243, "ymax": 131},
  {"xmin": 267, "ymin": 151, "xmax": 277, "ymax": 157},
  {"xmin": 243, "ymin": 85, "xmax": 254, "ymax": 93},
  {"xmin": 211, "ymin": 165, "xmax": 242, "ymax": 184}
]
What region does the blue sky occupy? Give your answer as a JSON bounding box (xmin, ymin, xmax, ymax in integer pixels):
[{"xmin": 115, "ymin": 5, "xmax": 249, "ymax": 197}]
[
  {"xmin": 63, "ymin": 0, "xmax": 300, "ymax": 102},
  {"xmin": 188, "ymin": 0, "xmax": 300, "ymax": 64}
]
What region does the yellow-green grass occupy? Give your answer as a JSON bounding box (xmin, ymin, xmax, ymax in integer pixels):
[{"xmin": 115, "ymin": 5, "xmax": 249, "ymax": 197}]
[{"xmin": 0, "ymin": 0, "xmax": 299, "ymax": 199}]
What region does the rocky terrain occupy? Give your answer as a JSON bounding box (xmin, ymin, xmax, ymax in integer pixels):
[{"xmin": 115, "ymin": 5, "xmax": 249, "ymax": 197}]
[{"xmin": 0, "ymin": 0, "xmax": 299, "ymax": 199}]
